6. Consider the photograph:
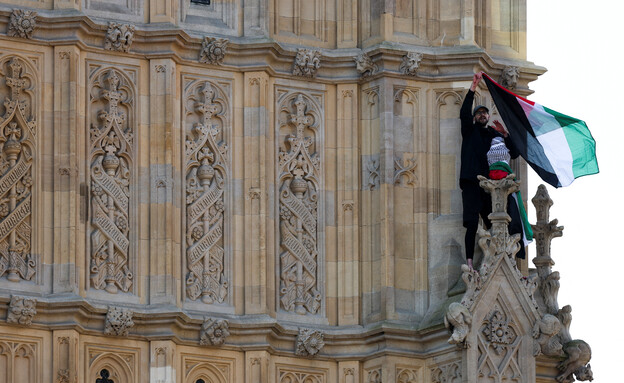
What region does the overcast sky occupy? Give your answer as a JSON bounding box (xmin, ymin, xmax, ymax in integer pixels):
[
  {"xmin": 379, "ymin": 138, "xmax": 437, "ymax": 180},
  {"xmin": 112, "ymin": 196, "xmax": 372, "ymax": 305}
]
[{"xmin": 526, "ymin": 1, "xmax": 623, "ymax": 380}]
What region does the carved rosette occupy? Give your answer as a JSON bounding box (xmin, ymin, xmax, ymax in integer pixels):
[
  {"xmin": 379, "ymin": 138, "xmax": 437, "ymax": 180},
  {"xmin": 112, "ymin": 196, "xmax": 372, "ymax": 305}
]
[
  {"xmin": 199, "ymin": 37, "xmax": 228, "ymax": 65},
  {"xmin": 199, "ymin": 317, "xmax": 230, "ymax": 346},
  {"xmin": 295, "ymin": 328, "xmax": 324, "ymax": 356},
  {"xmin": 7, "ymin": 9, "xmax": 37, "ymax": 39},
  {"xmin": 293, "ymin": 49, "xmax": 321, "ymax": 78},
  {"xmin": 104, "ymin": 22, "xmax": 135, "ymax": 52},
  {"xmin": 6, "ymin": 295, "xmax": 37, "ymax": 325},
  {"xmin": 0, "ymin": 57, "xmax": 37, "ymax": 283},
  {"xmin": 278, "ymin": 94, "xmax": 321, "ymax": 315},
  {"xmin": 89, "ymin": 69, "xmax": 134, "ymax": 294},
  {"xmin": 104, "ymin": 306, "xmax": 134, "ymax": 336},
  {"xmin": 184, "ymin": 81, "xmax": 229, "ymax": 304}
]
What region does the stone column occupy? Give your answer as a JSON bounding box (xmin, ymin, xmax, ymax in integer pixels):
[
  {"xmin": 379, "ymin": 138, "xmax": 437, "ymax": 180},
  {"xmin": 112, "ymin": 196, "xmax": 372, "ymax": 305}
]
[
  {"xmin": 531, "ymin": 184, "xmax": 563, "ymax": 279},
  {"xmin": 53, "ymin": 46, "xmax": 81, "ymax": 294},
  {"xmin": 53, "ymin": 330, "xmax": 79, "ymax": 383},
  {"xmin": 150, "ymin": 340, "xmax": 177, "ymax": 383},
  {"xmin": 150, "ymin": 0, "xmax": 177, "ymax": 24},
  {"xmin": 148, "ymin": 59, "xmax": 180, "ymax": 305},
  {"xmin": 243, "ymin": 72, "xmax": 270, "ymax": 314}
]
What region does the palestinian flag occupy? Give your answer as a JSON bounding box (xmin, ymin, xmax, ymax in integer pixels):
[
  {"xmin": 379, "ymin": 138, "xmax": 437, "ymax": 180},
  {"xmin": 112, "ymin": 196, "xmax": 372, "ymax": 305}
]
[{"xmin": 482, "ymin": 73, "xmax": 598, "ymax": 187}]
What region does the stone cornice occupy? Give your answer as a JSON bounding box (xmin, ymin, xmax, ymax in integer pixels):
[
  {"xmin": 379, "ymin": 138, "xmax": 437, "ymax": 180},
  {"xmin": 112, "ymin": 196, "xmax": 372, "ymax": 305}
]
[
  {"xmin": 0, "ymin": 9, "xmax": 546, "ymax": 89},
  {"xmin": 0, "ymin": 295, "xmax": 453, "ymax": 359}
]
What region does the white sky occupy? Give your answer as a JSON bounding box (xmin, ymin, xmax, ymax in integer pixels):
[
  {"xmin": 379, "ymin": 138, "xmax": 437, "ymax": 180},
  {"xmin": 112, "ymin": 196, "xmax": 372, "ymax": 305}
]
[{"xmin": 526, "ymin": 1, "xmax": 623, "ymax": 380}]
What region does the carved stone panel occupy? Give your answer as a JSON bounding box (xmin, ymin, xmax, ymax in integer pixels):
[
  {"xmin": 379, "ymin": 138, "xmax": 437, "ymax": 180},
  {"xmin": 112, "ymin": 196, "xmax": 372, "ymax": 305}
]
[
  {"xmin": 199, "ymin": 37, "xmax": 228, "ymax": 66},
  {"xmin": 183, "ymin": 79, "xmax": 230, "ymax": 305},
  {"xmin": 0, "ymin": 56, "xmax": 37, "ymax": 283},
  {"xmin": 199, "ymin": 317, "xmax": 230, "ymax": 346},
  {"xmin": 0, "ymin": 337, "xmax": 40, "ymax": 382},
  {"xmin": 295, "ymin": 328, "xmax": 324, "ymax": 356},
  {"xmin": 277, "ymin": 91, "xmax": 323, "ymax": 316},
  {"xmin": 104, "ymin": 22, "xmax": 135, "ymax": 53},
  {"xmin": 293, "ymin": 49, "xmax": 321, "ymax": 78},
  {"xmin": 88, "ymin": 67, "xmax": 135, "ymax": 294}
]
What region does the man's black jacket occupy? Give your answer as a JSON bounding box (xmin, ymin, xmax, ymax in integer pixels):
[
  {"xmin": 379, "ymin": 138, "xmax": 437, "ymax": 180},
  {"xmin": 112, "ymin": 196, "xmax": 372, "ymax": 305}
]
[{"xmin": 460, "ymin": 90, "xmax": 518, "ymax": 184}]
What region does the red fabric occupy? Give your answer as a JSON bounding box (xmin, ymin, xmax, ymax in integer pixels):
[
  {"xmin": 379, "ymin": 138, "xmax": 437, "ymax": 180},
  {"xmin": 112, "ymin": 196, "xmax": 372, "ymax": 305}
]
[{"xmin": 489, "ymin": 170, "xmax": 509, "ymax": 180}]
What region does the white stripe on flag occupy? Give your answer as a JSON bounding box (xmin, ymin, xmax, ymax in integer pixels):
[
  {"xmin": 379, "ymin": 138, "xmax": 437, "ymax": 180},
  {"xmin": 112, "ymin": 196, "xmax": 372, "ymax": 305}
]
[{"xmin": 536, "ymin": 128, "xmax": 574, "ymax": 187}]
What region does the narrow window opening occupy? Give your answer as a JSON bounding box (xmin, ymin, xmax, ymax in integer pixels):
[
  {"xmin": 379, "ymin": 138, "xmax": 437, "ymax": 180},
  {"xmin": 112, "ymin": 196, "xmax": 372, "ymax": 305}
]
[
  {"xmin": 96, "ymin": 369, "xmax": 114, "ymax": 383},
  {"xmin": 191, "ymin": 0, "xmax": 211, "ymax": 5}
]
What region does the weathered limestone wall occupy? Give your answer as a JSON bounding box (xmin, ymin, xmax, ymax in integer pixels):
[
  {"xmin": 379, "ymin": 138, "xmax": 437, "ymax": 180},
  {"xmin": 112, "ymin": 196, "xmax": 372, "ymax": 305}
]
[{"xmin": 0, "ymin": 1, "xmax": 546, "ymax": 382}]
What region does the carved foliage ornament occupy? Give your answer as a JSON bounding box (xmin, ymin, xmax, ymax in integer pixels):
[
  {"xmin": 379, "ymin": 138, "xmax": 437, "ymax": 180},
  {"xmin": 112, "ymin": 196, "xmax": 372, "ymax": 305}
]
[
  {"xmin": 8, "ymin": 9, "xmax": 37, "ymax": 39},
  {"xmin": 184, "ymin": 81, "xmax": 229, "ymax": 304},
  {"xmin": 6, "ymin": 295, "xmax": 36, "ymax": 325},
  {"xmin": 293, "ymin": 49, "xmax": 321, "ymax": 78},
  {"xmin": 399, "ymin": 52, "xmax": 423, "ymax": 76},
  {"xmin": 104, "ymin": 306, "xmax": 134, "ymax": 336},
  {"xmin": 199, "ymin": 317, "xmax": 230, "ymax": 346},
  {"xmin": 295, "ymin": 328, "xmax": 324, "ymax": 357},
  {"xmin": 354, "ymin": 52, "xmax": 377, "ymax": 78},
  {"xmin": 199, "ymin": 37, "xmax": 228, "ymax": 65},
  {"xmin": 89, "ymin": 69, "xmax": 134, "ymax": 294},
  {"xmin": 278, "ymin": 94, "xmax": 321, "ymax": 315},
  {"xmin": 0, "ymin": 57, "xmax": 37, "ymax": 283},
  {"xmin": 104, "ymin": 22, "xmax": 135, "ymax": 52}
]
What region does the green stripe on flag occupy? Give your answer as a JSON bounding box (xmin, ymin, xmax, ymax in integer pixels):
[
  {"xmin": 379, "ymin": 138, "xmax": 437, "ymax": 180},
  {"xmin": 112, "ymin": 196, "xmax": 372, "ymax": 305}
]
[{"xmin": 543, "ymin": 106, "xmax": 599, "ymax": 178}]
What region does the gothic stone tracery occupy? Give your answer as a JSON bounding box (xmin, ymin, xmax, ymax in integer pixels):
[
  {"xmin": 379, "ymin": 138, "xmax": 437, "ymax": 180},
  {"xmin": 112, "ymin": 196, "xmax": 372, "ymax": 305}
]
[
  {"xmin": 184, "ymin": 80, "xmax": 229, "ymax": 304},
  {"xmin": 89, "ymin": 68, "xmax": 134, "ymax": 294},
  {"xmin": 278, "ymin": 93, "xmax": 322, "ymax": 315},
  {"xmin": 0, "ymin": 57, "xmax": 37, "ymax": 283}
]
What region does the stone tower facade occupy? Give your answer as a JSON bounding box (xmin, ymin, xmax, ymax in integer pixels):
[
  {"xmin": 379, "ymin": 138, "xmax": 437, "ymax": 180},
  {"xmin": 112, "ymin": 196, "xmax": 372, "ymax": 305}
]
[{"xmin": 0, "ymin": 1, "xmax": 591, "ymax": 382}]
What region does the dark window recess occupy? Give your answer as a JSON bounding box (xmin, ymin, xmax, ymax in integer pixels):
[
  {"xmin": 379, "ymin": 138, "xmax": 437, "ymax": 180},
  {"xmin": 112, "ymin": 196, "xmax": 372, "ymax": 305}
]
[
  {"xmin": 196, "ymin": 380, "xmax": 206, "ymax": 383},
  {"xmin": 96, "ymin": 369, "xmax": 114, "ymax": 383},
  {"xmin": 191, "ymin": 0, "xmax": 211, "ymax": 5}
]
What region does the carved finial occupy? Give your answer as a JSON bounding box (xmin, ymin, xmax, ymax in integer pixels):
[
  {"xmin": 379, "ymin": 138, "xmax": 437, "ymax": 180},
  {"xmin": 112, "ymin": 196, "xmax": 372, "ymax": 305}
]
[
  {"xmin": 531, "ymin": 184, "xmax": 563, "ymax": 278},
  {"xmin": 399, "ymin": 52, "xmax": 423, "ymax": 76},
  {"xmin": 104, "ymin": 307, "xmax": 134, "ymax": 336},
  {"xmin": 7, "ymin": 9, "xmax": 37, "ymax": 39},
  {"xmin": 6, "ymin": 295, "xmax": 37, "ymax": 326},
  {"xmin": 293, "ymin": 49, "xmax": 321, "ymax": 78},
  {"xmin": 199, "ymin": 317, "xmax": 230, "ymax": 346},
  {"xmin": 295, "ymin": 328, "xmax": 325, "ymax": 357},
  {"xmin": 199, "ymin": 37, "xmax": 228, "ymax": 66},
  {"xmin": 354, "ymin": 52, "xmax": 378, "ymax": 78}
]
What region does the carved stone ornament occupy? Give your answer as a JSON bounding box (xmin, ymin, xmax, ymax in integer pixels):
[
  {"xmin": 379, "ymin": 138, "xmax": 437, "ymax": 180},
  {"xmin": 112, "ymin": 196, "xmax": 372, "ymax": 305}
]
[
  {"xmin": 364, "ymin": 157, "xmax": 380, "ymax": 190},
  {"xmin": 394, "ymin": 156, "xmax": 417, "ymax": 187},
  {"xmin": 444, "ymin": 302, "xmax": 472, "ymax": 345},
  {"xmin": 431, "ymin": 362, "xmax": 461, "ymax": 383},
  {"xmin": 366, "ymin": 368, "xmax": 382, "ymax": 383},
  {"xmin": 89, "ymin": 69, "xmax": 134, "ymax": 294},
  {"xmin": 0, "ymin": 57, "xmax": 37, "ymax": 283},
  {"xmin": 295, "ymin": 328, "xmax": 325, "ymax": 357},
  {"xmin": 354, "ymin": 52, "xmax": 377, "ymax": 78},
  {"xmin": 104, "ymin": 22, "xmax": 135, "ymax": 52},
  {"xmin": 532, "ymin": 314, "xmax": 563, "ymax": 357},
  {"xmin": 278, "ymin": 94, "xmax": 322, "ymax": 315},
  {"xmin": 557, "ymin": 340, "xmax": 593, "ymax": 382},
  {"xmin": 482, "ymin": 309, "xmax": 517, "ymax": 355},
  {"xmin": 104, "ymin": 306, "xmax": 134, "ymax": 336},
  {"xmin": 184, "ymin": 81, "xmax": 229, "ymax": 304},
  {"xmin": 7, "ymin": 9, "xmax": 37, "ymax": 39},
  {"xmin": 199, "ymin": 317, "xmax": 230, "ymax": 346},
  {"xmin": 499, "ymin": 66, "xmax": 520, "ymax": 90},
  {"xmin": 6, "ymin": 295, "xmax": 37, "ymax": 325},
  {"xmin": 199, "ymin": 37, "xmax": 228, "ymax": 65},
  {"xmin": 293, "ymin": 49, "xmax": 321, "ymax": 78},
  {"xmin": 399, "ymin": 52, "xmax": 423, "ymax": 76}
]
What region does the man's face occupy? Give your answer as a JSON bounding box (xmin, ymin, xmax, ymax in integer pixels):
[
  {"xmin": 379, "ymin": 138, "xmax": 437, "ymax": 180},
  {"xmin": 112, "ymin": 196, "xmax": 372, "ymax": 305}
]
[{"xmin": 473, "ymin": 108, "xmax": 489, "ymax": 126}]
